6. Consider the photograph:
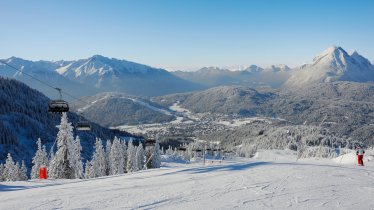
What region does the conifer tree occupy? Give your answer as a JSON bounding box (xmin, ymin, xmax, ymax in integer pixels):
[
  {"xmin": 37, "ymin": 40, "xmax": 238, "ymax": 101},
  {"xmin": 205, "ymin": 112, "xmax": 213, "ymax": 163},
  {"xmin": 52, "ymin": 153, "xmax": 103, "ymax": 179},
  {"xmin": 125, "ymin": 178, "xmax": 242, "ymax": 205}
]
[
  {"xmin": 48, "ymin": 152, "xmax": 56, "ymax": 178},
  {"xmin": 127, "ymin": 139, "xmax": 136, "ymax": 173},
  {"xmin": 49, "ymin": 113, "xmax": 76, "ymax": 179},
  {"xmin": 110, "ymin": 137, "xmax": 124, "ymax": 175},
  {"xmin": 151, "ymin": 141, "xmax": 162, "ymax": 168},
  {"xmin": 3, "ymin": 153, "xmax": 17, "ymax": 181},
  {"xmin": 0, "ymin": 163, "xmax": 4, "ymax": 181},
  {"xmin": 31, "ymin": 138, "xmax": 49, "ymax": 179},
  {"xmin": 15, "ymin": 162, "xmax": 21, "ymax": 181},
  {"xmin": 91, "ymin": 138, "xmax": 106, "ymax": 177},
  {"xmin": 84, "ymin": 160, "xmax": 92, "ymax": 179},
  {"xmin": 20, "ymin": 161, "xmax": 28, "ymax": 181},
  {"xmin": 71, "ymin": 136, "xmax": 84, "ymax": 178},
  {"xmin": 122, "ymin": 140, "xmax": 128, "ymax": 173},
  {"xmin": 135, "ymin": 143, "xmax": 145, "ymax": 171},
  {"xmin": 105, "ymin": 139, "xmax": 112, "ymax": 175}
]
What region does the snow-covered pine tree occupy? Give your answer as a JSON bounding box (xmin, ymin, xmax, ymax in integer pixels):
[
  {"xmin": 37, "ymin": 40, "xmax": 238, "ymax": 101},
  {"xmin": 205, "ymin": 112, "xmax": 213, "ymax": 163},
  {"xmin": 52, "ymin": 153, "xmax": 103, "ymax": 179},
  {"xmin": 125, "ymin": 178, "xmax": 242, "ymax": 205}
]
[
  {"xmin": 31, "ymin": 138, "xmax": 49, "ymax": 179},
  {"xmin": 105, "ymin": 139, "xmax": 112, "ymax": 175},
  {"xmin": 50, "ymin": 113, "xmax": 77, "ymax": 179},
  {"xmin": 166, "ymin": 146, "xmax": 173, "ymax": 156},
  {"xmin": 84, "ymin": 160, "xmax": 92, "ymax": 179},
  {"xmin": 48, "ymin": 152, "xmax": 56, "ymax": 178},
  {"xmin": 173, "ymin": 147, "xmax": 178, "ymax": 156},
  {"xmin": 151, "ymin": 141, "xmax": 162, "ymax": 168},
  {"xmin": 0, "ymin": 163, "xmax": 4, "ymax": 181},
  {"xmin": 3, "ymin": 153, "xmax": 17, "ymax": 181},
  {"xmin": 20, "ymin": 161, "xmax": 28, "ymax": 181},
  {"xmin": 122, "ymin": 139, "xmax": 128, "ymax": 173},
  {"xmin": 91, "ymin": 138, "xmax": 106, "ymax": 177},
  {"xmin": 135, "ymin": 143, "xmax": 145, "ymax": 171},
  {"xmin": 110, "ymin": 137, "xmax": 124, "ymax": 175},
  {"xmin": 126, "ymin": 139, "xmax": 136, "ymax": 173},
  {"xmin": 14, "ymin": 162, "xmax": 21, "ymax": 181},
  {"xmin": 71, "ymin": 136, "xmax": 84, "ymax": 179},
  {"xmin": 145, "ymin": 145, "xmax": 152, "ymax": 169}
]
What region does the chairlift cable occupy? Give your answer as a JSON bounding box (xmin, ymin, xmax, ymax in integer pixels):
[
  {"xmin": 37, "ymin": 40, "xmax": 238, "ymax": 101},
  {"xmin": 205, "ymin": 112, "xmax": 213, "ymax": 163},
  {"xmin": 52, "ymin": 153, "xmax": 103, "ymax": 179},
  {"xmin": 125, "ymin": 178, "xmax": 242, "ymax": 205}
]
[
  {"xmin": 0, "ymin": 59, "xmax": 92, "ymax": 130},
  {"xmin": 0, "ymin": 59, "xmax": 91, "ymax": 105},
  {"xmin": 0, "ymin": 60, "xmax": 60, "ymax": 91}
]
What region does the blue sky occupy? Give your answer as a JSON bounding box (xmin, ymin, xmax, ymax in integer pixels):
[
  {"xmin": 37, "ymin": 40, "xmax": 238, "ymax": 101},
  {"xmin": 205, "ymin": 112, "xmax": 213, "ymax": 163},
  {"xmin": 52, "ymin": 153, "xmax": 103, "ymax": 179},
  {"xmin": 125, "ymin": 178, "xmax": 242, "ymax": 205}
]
[{"xmin": 1, "ymin": 0, "xmax": 373, "ymax": 70}]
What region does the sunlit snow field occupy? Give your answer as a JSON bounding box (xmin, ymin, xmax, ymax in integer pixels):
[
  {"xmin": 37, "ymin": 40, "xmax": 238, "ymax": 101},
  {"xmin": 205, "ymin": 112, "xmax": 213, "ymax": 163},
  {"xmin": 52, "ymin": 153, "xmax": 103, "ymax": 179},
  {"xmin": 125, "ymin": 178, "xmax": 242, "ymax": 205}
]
[{"xmin": 1, "ymin": 150, "xmax": 373, "ymax": 210}]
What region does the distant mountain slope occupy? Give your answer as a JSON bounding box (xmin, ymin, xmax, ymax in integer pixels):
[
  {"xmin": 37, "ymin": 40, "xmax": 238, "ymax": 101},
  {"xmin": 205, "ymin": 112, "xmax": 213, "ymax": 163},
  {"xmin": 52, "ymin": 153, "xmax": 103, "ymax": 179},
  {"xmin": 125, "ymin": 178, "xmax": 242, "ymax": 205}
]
[
  {"xmin": 284, "ymin": 46, "xmax": 374, "ymax": 87},
  {"xmin": 154, "ymin": 82, "xmax": 374, "ymax": 146},
  {"xmin": 71, "ymin": 92, "xmax": 175, "ymax": 127},
  {"xmin": 0, "ymin": 55, "xmax": 202, "ymax": 98},
  {"xmin": 56, "ymin": 55, "xmax": 202, "ymax": 96},
  {"xmin": 172, "ymin": 64, "xmax": 292, "ymax": 88},
  {"xmin": 0, "ymin": 57, "xmax": 95, "ymax": 99},
  {"xmin": 154, "ymin": 86, "xmax": 276, "ymax": 116},
  {"xmin": 0, "ymin": 77, "xmax": 136, "ymax": 170},
  {"xmin": 272, "ymin": 82, "xmax": 374, "ymax": 146}
]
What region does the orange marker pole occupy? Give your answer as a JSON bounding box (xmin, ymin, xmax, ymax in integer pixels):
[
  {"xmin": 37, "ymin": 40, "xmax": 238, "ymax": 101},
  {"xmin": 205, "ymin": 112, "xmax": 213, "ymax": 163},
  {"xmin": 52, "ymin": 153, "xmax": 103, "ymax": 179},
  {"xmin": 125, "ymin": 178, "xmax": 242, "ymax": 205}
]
[{"xmin": 39, "ymin": 166, "xmax": 47, "ymax": 179}]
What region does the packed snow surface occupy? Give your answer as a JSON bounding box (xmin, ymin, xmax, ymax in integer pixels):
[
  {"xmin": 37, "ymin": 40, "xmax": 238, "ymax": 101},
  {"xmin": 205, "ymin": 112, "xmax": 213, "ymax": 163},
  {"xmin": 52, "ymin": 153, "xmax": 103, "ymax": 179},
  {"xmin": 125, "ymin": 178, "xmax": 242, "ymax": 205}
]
[{"xmin": 1, "ymin": 150, "xmax": 374, "ymax": 210}]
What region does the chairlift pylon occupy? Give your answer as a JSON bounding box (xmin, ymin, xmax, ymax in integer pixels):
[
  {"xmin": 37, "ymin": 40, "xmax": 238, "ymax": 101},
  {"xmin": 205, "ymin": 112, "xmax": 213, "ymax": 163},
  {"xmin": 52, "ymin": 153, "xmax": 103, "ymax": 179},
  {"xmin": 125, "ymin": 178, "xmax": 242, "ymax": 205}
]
[{"xmin": 48, "ymin": 88, "xmax": 69, "ymax": 114}]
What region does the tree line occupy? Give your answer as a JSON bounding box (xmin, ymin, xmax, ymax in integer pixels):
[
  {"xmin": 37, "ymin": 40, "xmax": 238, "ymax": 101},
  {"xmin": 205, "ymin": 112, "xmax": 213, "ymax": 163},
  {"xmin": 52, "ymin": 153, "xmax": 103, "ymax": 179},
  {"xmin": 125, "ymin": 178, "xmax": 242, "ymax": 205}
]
[{"xmin": 0, "ymin": 113, "xmax": 161, "ymax": 181}]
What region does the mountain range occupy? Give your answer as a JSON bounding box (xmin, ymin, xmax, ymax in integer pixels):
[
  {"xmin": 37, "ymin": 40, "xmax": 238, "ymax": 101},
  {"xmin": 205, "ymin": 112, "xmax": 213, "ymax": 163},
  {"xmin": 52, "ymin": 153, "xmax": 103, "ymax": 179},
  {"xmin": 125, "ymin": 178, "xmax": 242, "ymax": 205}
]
[
  {"xmin": 0, "ymin": 55, "xmax": 201, "ymax": 98},
  {"xmin": 1, "ymin": 46, "xmax": 373, "ymax": 99}
]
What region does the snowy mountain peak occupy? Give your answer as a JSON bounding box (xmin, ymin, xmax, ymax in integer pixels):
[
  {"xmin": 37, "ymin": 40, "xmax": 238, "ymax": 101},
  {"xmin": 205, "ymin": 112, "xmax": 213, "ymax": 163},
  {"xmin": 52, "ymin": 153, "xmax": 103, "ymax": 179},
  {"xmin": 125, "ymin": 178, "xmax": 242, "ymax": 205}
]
[
  {"xmin": 350, "ymin": 50, "xmax": 373, "ymax": 69},
  {"xmin": 285, "ymin": 46, "xmax": 374, "ymax": 87},
  {"xmin": 311, "ymin": 46, "xmax": 351, "ymax": 69},
  {"xmin": 243, "ymin": 65, "xmax": 264, "ymax": 73}
]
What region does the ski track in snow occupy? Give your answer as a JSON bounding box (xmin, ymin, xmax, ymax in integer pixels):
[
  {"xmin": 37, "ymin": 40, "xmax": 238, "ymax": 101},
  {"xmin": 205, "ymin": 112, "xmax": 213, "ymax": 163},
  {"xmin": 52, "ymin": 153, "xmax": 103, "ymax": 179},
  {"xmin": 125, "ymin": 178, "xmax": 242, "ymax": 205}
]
[{"xmin": 1, "ymin": 155, "xmax": 374, "ymax": 210}]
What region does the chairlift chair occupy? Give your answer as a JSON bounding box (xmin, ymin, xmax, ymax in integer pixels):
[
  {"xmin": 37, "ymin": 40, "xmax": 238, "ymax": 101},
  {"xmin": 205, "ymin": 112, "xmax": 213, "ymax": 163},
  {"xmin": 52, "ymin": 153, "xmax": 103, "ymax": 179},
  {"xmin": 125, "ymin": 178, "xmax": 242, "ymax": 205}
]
[
  {"xmin": 48, "ymin": 88, "xmax": 69, "ymax": 114},
  {"xmin": 48, "ymin": 99, "xmax": 69, "ymax": 113},
  {"xmin": 76, "ymin": 121, "xmax": 91, "ymax": 131},
  {"xmin": 178, "ymin": 147, "xmax": 187, "ymax": 151}
]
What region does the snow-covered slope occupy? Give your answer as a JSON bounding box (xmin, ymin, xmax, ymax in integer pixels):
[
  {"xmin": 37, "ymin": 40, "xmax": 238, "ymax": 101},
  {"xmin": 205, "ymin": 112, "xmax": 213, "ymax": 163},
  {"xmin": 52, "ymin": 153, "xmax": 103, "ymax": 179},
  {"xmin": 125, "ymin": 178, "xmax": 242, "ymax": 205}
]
[
  {"xmin": 284, "ymin": 46, "xmax": 374, "ymax": 87},
  {"xmin": 1, "ymin": 153, "xmax": 373, "ymax": 209}
]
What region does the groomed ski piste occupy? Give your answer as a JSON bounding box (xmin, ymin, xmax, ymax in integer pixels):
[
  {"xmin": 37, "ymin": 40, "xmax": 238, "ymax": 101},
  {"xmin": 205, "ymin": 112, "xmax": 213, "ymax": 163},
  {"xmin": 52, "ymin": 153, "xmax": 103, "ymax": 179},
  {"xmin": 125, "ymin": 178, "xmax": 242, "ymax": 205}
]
[{"xmin": 1, "ymin": 150, "xmax": 373, "ymax": 210}]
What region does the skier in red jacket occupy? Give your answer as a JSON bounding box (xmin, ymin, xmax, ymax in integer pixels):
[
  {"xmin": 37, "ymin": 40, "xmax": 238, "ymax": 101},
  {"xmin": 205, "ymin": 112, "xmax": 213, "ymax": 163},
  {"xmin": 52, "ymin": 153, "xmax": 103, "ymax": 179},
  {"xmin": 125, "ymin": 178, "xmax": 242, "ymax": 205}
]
[{"xmin": 356, "ymin": 146, "xmax": 365, "ymax": 166}]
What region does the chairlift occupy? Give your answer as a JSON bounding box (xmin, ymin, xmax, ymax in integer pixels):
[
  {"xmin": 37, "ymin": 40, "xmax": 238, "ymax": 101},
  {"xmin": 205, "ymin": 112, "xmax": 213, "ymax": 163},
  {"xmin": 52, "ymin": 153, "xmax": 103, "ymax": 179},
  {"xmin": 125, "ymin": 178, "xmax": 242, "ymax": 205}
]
[
  {"xmin": 178, "ymin": 147, "xmax": 187, "ymax": 151},
  {"xmin": 48, "ymin": 88, "xmax": 69, "ymax": 114},
  {"xmin": 192, "ymin": 149, "xmax": 202, "ymax": 152},
  {"xmin": 76, "ymin": 121, "xmax": 91, "ymax": 131},
  {"xmin": 48, "ymin": 100, "xmax": 69, "ymax": 113}
]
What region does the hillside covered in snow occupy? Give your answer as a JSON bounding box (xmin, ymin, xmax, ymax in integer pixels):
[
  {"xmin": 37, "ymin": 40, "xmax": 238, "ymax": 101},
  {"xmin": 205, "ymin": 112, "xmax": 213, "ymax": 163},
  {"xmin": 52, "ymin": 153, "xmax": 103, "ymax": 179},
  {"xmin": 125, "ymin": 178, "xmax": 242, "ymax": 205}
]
[{"xmin": 1, "ymin": 151, "xmax": 373, "ymax": 209}]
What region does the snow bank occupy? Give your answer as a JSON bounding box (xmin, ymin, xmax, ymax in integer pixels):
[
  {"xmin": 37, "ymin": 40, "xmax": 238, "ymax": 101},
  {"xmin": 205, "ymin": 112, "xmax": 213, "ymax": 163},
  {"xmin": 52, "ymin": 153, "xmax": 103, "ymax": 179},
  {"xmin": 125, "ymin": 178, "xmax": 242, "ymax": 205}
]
[
  {"xmin": 332, "ymin": 153, "xmax": 357, "ymax": 165},
  {"xmin": 333, "ymin": 149, "xmax": 374, "ymax": 165},
  {"xmin": 253, "ymin": 149, "xmax": 297, "ymax": 161}
]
